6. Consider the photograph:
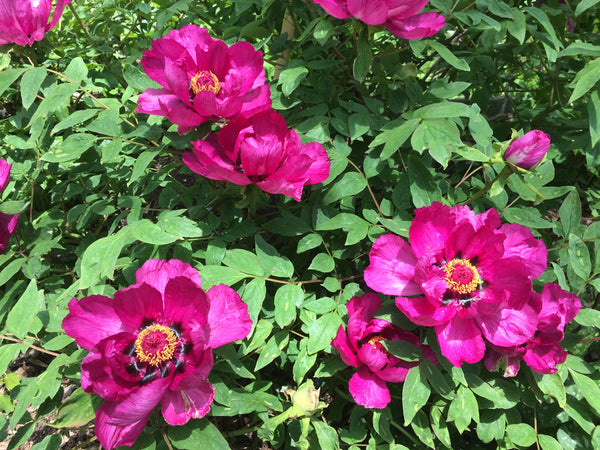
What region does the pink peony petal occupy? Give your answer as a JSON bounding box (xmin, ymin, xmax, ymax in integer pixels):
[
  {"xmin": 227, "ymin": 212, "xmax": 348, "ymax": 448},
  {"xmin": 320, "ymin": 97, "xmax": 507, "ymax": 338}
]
[
  {"xmin": 387, "ymin": 0, "xmax": 430, "ymax": 19},
  {"xmin": 113, "ymin": 283, "xmax": 164, "ymax": 331},
  {"xmin": 163, "ymin": 276, "xmax": 209, "ymax": 329},
  {"xmin": 499, "ymin": 223, "xmax": 547, "ymax": 279},
  {"xmin": 364, "ymin": 234, "xmax": 422, "ymax": 296},
  {"xmin": 436, "ymin": 316, "xmax": 485, "ymax": 366},
  {"xmin": 0, "ymin": 159, "xmax": 12, "ymax": 192},
  {"xmin": 347, "ymin": 0, "xmax": 388, "ymax": 24},
  {"xmin": 477, "ymin": 303, "xmax": 537, "ymax": 347},
  {"xmin": 94, "ymin": 377, "xmax": 170, "ymax": 450},
  {"xmin": 205, "ymin": 284, "xmax": 253, "ymax": 348},
  {"xmin": 348, "ymin": 366, "xmax": 390, "ymax": 409},
  {"xmin": 62, "ymin": 296, "xmax": 125, "ymax": 350},
  {"xmin": 523, "ymin": 344, "xmax": 567, "ymax": 374},
  {"xmin": 331, "ymin": 325, "xmax": 360, "ymax": 367},
  {"xmin": 161, "ymin": 375, "xmax": 215, "ymax": 425},
  {"xmin": 312, "ymin": 0, "xmax": 351, "ymax": 19},
  {"xmin": 409, "ymin": 202, "xmax": 456, "ymax": 258},
  {"xmin": 136, "ymin": 259, "xmax": 202, "ymax": 295},
  {"xmin": 0, "ymin": 213, "xmax": 18, "ymax": 253},
  {"xmin": 385, "ymin": 12, "xmax": 445, "ymax": 39}
]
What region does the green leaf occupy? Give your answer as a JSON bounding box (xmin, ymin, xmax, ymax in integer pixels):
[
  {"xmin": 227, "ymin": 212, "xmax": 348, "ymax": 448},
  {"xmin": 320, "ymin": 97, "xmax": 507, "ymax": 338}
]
[
  {"xmin": 5, "ymin": 280, "xmax": 42, "ymax": 339},
  {"xmin": 274, "ymin": 284, "xmax": 302, "ymax": 327},
  {"xmin": 255, "ymin": 235, "xmax": 294, "ymax": 278},
  {"xmin": 279, "ymin": 60, "xmax": 308, "ymax": 97},
  {"xmin": 575, "ymin": 0, "xmax": 600, "ymax": 15},
  {"xmin": 568, "ymin": 234, "xmax": 591, "ymax": 280},
  {"xmin": 507, "ymin": 8, "xmax": 526, "ymax": 43},
  {"xmin": 297, "ymin": 233, "xmax": 323, "ymax": 253},
  {"xmin": 28, "ymin": 83, "xmax": 78, "ymax": 127},
  {"xmin": 133, "ymin": 219, "xmax": 179, "ymax": 245},
  {"xmin": 223, "ymin": 249, "xmax": 263, "ymax": 276},
  {"xmin": 168, "ymin": 420, "xmax": 230, "ymax": 450},
  {"xmin": 370, "ymin": 119, "xmax": 420, "ymax": 159},
  {"xmin": 476, "ymin": 410, "xmax": 505, "ymax": 443},
  {"xmin": 254, "ymin": 331, "xmax": 289, "ymax": 371},
  {"xmin": 64, "ymin": 57, "xmax": 88, "ymax": 84},
  {"xmin": 157, "ymin": 210, "xmax": 205, "ymax": 238},
  {"xmin": 574, "ymin": 308, "xmax": 600, "ymax": 327},
  {"xmin": 198, "ymin": 265, "xmax": 250, "ymax": 289},
  {"xmin": 411, "ymin": 118, "xmax": 462, "ymax": 167},
  {"xmin": 383, "ymin": 340, "xmax": 422, "ymax": 362},
  {"xmin": 430, "ymin": 405, "xmax": 451, "ymax": 447},
  {"xmin": 312, "ymin": 420, "xmax": 339, "ymax": 449},
  {"xmin": 313, "ymin": 18, "xmax": 334, "ymax": 45},
  {"xmin": 213, "ymin": 344, "xmax": 255, "ymax": 379},
  {"xmin": 407, "ymin": 155, "xmax": 442, "ymax": 208},
  {"xmin": 588, "ymin": 91, "xmax": 600, "ymax": 147},
  {"xmin": 128, "ymin": 149, "xmax": 160, "ymax": 185},
  {"xmin": 568, "ymin": 58, "xmax": 600, "ymax": 103},
  {"xmin": 559, "ymin": 190, "xmax": 582, "ymax": 237},
  {"xmin": 322, "ymin": 172, "xmax": 367, "ymax": 204},
  {"xmin": 448, "ymin": 385, "xmax": 478, "ymax": 433},
  {"xmin": 52, "ymin": 388, "xmax": 100, "ymax": 428},
  {"xmin": 308, "ymin": 253, "xmax": 334, "ymax": 272},
  {"xmin": 524, "ymin": 7, "xmax": 563, "ymax": 52},
  {"xmin": 353, "ymin": 36, "xmax": 372, "ymax": 81},
  {"xmin": 307, "ymin": 312, "xmax": 342, "ymax": 354},
  {"xmin": 569, "ymin": 369, "xmax": 600, "ymax": 412},
  {"xmin": 506, "ymin": 423, "xmax": 537, "ymax": 447},
  {"xmin": 0, "ymin": 68, "xmax": 26, "ymax": 97},
  {"xmin": 410, "ymin": 410, "xmax": 434, "ymax": 448},
  {"xmin": 538, "ymin": 434, "xmax": 563, "ymax": 450},
  {"xmin": 402, "ymin": 366, "xmax": 431, "ymax": 425},
  {"xmin": 42, "ymin": 133, "xmax": 97, "ymax": 163},
  {"xmin": 51, "ymin": 109, "xmax": 99, "ymax": 134},
  {"xmin": 21, "ymin": 67, "xmax": 47, "ymax": 110},
  {"xmin": 534, "ymin": 372, "xmax": 566, "ymax": 408},
  {"xmin": 293, "ymin": 340, "xmax": 317, "ymax": 384},
  {"xmin": 79, "ymin": 231, "xmax": 135, "ymax": 289},
  {"xmin": 427, "ymin": 40, "xmax": 470, "ymax": 71}
]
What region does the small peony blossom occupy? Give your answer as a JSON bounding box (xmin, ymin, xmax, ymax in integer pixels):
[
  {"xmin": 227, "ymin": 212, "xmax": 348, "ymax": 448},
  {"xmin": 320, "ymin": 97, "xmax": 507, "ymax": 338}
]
[
  {"xmin": 62, "ymin": 259, "xmax": 253, "ymax": 450},
  {"xmin": 331, "ymin": 293, "xmax": 436, "ymax": 409},
  {"xmin": 312, "ymin": 0, "xmax": 445, "ymax": 40},
  {"xmin": 364, "ymin": 202, "xmax": 548, "ymax": 367},
  {"xmin": 183, "ymin": 109, "xmax": 330, "ymax": 201},
  {"xmin": 136, "ymin": 24, "xmax": 272, "ymax": 134},
  {"xmin": 504, "ymin": 130, "xmax": 550, "ymax": 170},
  {"xmin": 0, "ymin": 0, "xmax": 71, "ymax": 46},
  {"xmin": 0, "ymin": 159, "xmax": 19, "ymax": 252},
  {"xmin": 485, "ymin": 283, "xmax": 581, "ymax": 376}
]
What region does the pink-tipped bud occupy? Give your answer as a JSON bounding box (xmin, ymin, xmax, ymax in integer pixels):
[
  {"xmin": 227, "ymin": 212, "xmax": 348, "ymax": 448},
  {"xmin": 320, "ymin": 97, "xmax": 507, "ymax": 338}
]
[{"xmin": 504, "ymin": 130, "xmax": 551, "ymax": 169}]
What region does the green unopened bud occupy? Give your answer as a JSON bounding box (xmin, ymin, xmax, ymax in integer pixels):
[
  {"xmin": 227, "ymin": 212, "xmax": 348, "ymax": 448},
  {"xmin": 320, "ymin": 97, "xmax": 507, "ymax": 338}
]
[{"xmin": 287, "ymin": 381, "xmax": 327, "ymax": 418}]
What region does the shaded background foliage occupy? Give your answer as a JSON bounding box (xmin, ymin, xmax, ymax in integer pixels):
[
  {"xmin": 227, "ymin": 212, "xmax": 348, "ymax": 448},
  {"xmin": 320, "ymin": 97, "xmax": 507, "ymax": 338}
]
[{"xmin": 0, "ymin": 0, "xmax": 599, "ymax": 448}]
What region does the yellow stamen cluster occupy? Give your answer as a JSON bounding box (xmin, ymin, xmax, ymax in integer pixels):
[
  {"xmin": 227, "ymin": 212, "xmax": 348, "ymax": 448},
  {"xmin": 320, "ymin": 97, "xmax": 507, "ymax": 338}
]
[
  {"xmin": 190, "ymin": 70, "xmax": 221, "ymax": 95},
  {"xmin": 444, "ymin": 258, "xmax": 482, "ymax": 295},
  {"xmin": 135, "ymin": 324, "xmax": 178, "ymax": 366},
  {"xmin": 368, "ymin": 335, "xmax": 389, "ymax": 354}
]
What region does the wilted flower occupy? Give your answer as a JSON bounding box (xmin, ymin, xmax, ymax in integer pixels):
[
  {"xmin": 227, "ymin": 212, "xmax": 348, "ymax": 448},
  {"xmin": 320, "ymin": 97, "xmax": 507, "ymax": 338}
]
[
  {"xmin": 504, "ymin": 130, "xmax": 551, "ymax": 170},
  {"xmin": 485, "ymin": 283, "xmax": 581, "ymax": 376},
  {"xmin": 0, "ymin": 159, "xmax": 19, "ymax": 252},
  {"xmin": 312, "ymin": 0, "xmax": 445, "ymax": 39},
  {"xmin": 364, "ymin": 202, "xmax": 548, "ymax": 367},
  {"xmin": 0, "ymin": 0, "xmax": 71, "ymax": 46},
  {"xmin": 62, "ymin": 259, "xmax": 252, "ymax": 450},
  {"xmin": 183, "ymin": 109, "xmax": 330, "ymax": 201},
  {"xmin": 137, "ymin": 24, "xmax": 272, "ymax": 134},
  {"xmin": 331, "ymin": 293, "xmax": 436, "ymax": 408}
]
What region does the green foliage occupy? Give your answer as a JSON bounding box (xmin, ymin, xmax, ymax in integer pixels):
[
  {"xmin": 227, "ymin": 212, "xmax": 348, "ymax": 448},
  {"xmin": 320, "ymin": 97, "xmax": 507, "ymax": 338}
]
[{"xmin": 0, "ymin": 0, "xmax": 599, "ymax": 448}]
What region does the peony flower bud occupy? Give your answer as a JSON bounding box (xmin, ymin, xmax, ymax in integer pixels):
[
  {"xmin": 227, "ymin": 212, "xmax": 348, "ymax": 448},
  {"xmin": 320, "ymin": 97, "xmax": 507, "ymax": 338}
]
[{"xmin": 504, "ymin": 130, "xmax": 550, "ymax": 169}]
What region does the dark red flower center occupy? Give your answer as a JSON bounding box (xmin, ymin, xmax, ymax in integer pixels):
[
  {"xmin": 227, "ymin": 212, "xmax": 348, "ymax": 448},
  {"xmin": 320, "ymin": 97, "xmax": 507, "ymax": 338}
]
[
  {"xmin": 367, "ymin": 335, "xmax": 389, "ymax": 355},
  {"xmin": 135, "ymin": 324, "xmax": 178, "ymax": 366},
  {"xmin": 190, "ymin": 70, "xmax": 221, "ymax": 95},
  {"xmin": 444, "ymin": 259, "xmax": 482, "ymax": 295}
]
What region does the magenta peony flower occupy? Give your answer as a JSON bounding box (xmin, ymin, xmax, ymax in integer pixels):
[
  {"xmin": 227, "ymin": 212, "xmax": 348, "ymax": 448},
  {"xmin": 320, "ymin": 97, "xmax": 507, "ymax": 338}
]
[
  {"xmin": 62, "ymin": 259, "xmax": 253, "ymax": 450},
  {"xmin": 485, "ymin": 283, "xmax": 581, "ymax": 376},
  {"xmin": 0, "ymin": 159, "xmax": 19, "ymax": 252},
  {"xmin": 364, "ymin": 202, "xmax": 548, "ymax": 367},
  {"xmin": 312, "ymin": 0, "xmax": 445, "ymax": 39},
  {"xmin": 504, "ymin": 130, "xmax": 551, "ymax": 170},
  {"xmin": 136, "ymin": 24, "xmax": 272, "ymax": 134},
  {"xmin": 0, "ymin": 0, "xmax": 71, "ymax": 46},
  {"xmin": 331, "ymin": 293, "xmax": 436, "ymax": 408},
  {"xmin": 183, "ymin": 110, "xmax": 330, "ymax": 201}
]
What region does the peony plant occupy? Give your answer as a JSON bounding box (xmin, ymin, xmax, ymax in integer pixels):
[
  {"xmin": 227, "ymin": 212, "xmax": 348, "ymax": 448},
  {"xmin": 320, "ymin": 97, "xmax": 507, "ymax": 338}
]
[{"xmin": 0, "ymin": 0, "xmax": 71, "ymax": 46}]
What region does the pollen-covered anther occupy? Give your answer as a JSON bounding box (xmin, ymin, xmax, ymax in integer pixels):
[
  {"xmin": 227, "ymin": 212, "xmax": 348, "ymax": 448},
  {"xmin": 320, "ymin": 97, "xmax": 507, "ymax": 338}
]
[
  {"xmin": 135, "ymin": 324, "xmax": 178, "ymax": 366},
  {"xmin": 367, "ymin": 335, "xmax": 390, "ymax": 355},
  {"xmin": 190, "ymin": 70, "xmax": 221, "ymax": 95},
  {"xmin": 444, "ymin": 258, "xmax": 483, "ymax": 295}
]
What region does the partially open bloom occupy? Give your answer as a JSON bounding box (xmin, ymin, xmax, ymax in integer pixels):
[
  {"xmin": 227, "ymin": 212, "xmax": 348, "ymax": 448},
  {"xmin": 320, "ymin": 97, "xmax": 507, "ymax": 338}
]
[
  {"xmin": 312, "ymin": 0, "xmax": 445, "ymax": 39},
  {"xmin": 0, "ymin": 159, "xmax": 19, "ymax": 252},
  {"xmin": 504, "ymin": 130, "xmax": 551, "ymax": 170},
  {"xmin": 485, "ymin": 283, "xmax": 581, "ymax": 376},
  {"xmin": 183, "ymin": 110, "xmax": 330, "ymax": 201},
  {"xmin": 137, "ymin": 24, "xmax": 272, "ymax": 134},
  {"xmin": 331, "ymin": 293, "xmax": 436, "ymax": 408},
  {"xmin": 0, "ymin": 0, "xmax": 71, "ymax": 46},
  {"xmin": 62, "ymin": 259, "xmax": 252, "ymax": 450},
  {"xmin": 364, "ymin": 203, "xmax": 547, "ymax": 367}
]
